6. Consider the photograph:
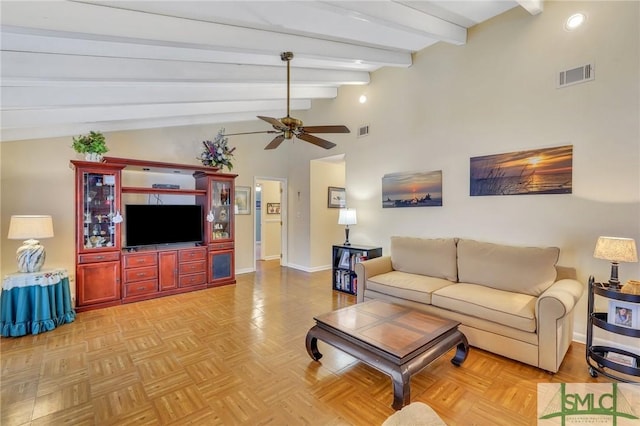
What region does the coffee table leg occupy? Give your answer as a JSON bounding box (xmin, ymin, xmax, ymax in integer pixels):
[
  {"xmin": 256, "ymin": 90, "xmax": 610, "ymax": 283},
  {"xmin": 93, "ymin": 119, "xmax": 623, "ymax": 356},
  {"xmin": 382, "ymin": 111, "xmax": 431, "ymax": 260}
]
[
  {"xmin": 450, "ymin": 333, "xmax": 469, "ymax": 367},
  {"xmin": 305, "ymin": 327, "xmax": 323, "ymax": 361},
  {"xmin": 390, "ymin": 368, "xmax": 411, "ymax": 410}
]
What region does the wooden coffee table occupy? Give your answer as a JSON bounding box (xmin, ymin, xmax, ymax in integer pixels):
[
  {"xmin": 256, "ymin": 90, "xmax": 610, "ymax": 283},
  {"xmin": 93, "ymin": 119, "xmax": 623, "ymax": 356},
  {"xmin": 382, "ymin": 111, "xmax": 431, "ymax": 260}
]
[{"xmin": 305, "ymin": 300, "xmax": 468, "ymax": 410}]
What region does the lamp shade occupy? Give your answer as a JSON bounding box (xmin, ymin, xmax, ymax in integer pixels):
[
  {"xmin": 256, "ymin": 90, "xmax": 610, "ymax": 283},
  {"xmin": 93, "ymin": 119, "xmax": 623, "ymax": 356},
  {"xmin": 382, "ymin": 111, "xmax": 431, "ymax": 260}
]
[
  {"xmin": 338, "ymin": 209, "xmax": 357, "ymax": 226},
  {"xmin": 593, "ymin": 237, "xmax": 638, "ymax": 263},
  {"xmin": 8, "ymin": 215, "xmax": 54, "ymax": 240}
]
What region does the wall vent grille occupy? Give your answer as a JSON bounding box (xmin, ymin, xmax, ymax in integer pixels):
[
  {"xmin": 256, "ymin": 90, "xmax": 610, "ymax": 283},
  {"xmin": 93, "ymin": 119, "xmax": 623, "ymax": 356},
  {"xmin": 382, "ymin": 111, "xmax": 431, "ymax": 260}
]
[
  {"xmin": 558, "ymin": 63, "xmax": 594, "ymax": 88},
  {"xmin": 357, "ymin": 125, "xmax": 369, "ymax": 138}
]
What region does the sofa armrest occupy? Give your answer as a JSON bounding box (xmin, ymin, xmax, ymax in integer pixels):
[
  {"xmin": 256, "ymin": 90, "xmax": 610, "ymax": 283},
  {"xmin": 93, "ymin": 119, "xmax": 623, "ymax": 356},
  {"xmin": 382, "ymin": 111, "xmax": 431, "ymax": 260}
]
[
  {"xmin": 536, "ymin": 277, "xmax": 584, "ymax": 372},
  {"xmin": 536, "ymin": 278, "xmax": 584, "ymax": 319},
  {"xmin": 355, "ymin": 256, "xmax": 393, "ymax": 303}
]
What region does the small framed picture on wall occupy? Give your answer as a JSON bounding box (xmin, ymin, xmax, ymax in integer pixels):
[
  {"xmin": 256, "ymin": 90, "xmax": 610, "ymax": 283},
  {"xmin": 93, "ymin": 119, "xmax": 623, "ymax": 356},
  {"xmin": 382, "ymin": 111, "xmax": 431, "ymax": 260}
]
[
  {"xmin": 235, "ymin": 186, "xmax": 251, "ymax": 215},
  {"xmin": 266, "ymin": 203, "xmax": 280, "ymax": 214},
  {"xmin": 328, "ymin": 187, "xmax": 346, "ymax": 208}
]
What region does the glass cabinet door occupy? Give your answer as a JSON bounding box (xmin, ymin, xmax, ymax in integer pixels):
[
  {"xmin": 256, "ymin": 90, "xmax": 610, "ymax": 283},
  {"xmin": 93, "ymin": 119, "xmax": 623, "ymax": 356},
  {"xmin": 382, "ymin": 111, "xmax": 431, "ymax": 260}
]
[
  {"xmin": 82, "ymin": 171, "xmax": 119, "ymax": 250},
  {"xmin": 209, "ymin": 180, "xmax": 232, "ymax": 241}
]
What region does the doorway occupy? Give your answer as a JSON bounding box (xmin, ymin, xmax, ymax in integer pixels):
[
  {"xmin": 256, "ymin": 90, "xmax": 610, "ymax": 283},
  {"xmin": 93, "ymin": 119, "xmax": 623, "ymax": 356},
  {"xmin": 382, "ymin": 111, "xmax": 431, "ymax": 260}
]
[{"xmin": 254, "ymin": 176, "xmax": 287, "ymax": 270}]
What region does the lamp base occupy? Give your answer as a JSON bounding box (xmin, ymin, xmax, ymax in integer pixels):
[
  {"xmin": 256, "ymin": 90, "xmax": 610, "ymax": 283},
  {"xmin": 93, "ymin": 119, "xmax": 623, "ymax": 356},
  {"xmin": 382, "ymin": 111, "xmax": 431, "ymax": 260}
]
[
  {"xmin": 16, "ymin": 239, "xmax": 46, "ymax": 273},
  {"xmin": 343, "ymin": 227, "xmax": 351, "ymax": 246},
  {"xmin": 606, "ymin": 261, "xmax": 621, "ymax": 290}
]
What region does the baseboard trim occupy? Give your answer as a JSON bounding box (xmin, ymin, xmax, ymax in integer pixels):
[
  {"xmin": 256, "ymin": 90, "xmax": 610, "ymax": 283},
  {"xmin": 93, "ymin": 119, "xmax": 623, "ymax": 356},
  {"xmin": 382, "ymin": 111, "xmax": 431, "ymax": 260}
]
[
  {"xmin": 287, "ymin": 263, "xmax": 331, "ymax": 273},
  {"xmin": 573, "ymin": 331, "xmax": 639, "ymax": 355}
]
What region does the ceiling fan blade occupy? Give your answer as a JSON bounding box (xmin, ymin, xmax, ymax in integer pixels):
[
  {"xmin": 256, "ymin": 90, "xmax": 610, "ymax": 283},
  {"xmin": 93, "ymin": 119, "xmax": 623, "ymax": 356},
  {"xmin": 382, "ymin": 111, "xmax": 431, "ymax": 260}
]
[
  {"xmin": 265, "ymin": 135, "xmax": 285, "ymax": 150},
  {"xmin": 224, "ymin": 130, "xmax": 278, "ymax": 136},
  {"xmin": 299, "ymin": 125, "xmax": 350, "ymax": 134},
  {"xmin": 257, "ymin": 115, "xmax": 286, "ymax": 130},
  {"xmin": 297, "ymin": 133, "xmax": 336, "ymax": 150}
]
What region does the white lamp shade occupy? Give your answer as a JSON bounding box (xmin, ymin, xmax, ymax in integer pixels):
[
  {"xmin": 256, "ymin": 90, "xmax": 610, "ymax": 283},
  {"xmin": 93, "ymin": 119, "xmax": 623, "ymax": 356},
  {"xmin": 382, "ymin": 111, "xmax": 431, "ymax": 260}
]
[
  {"xmin": 338, "ymin": 209, "xmax": 357, "ymax": 226},
  {"xmin": 593, "ymin": 236, "xmax": 638, "ymax": 263},
  {"xmin": 8, "ymin": 215, "xmax": 54, "ymax": 240}
]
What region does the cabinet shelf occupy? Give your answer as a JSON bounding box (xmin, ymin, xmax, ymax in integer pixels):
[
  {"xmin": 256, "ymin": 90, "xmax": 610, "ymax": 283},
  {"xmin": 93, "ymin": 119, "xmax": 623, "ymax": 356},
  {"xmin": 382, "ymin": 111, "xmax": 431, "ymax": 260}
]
[
  {"xmin": 586, "ymin": 277, "xmax": 640, "ymax": 382},
  {"xmin": 121, "ymin": 186, "xmax": 207, "ymax": 196},
  {"xmin": 103, "ymin": 156, "xmax": 211, "ymax": 174}
]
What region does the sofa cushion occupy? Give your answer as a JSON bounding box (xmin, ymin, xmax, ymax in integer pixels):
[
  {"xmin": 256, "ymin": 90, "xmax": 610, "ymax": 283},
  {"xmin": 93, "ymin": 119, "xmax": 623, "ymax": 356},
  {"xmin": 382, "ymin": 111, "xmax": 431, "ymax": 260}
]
[
  {"xmin": 457, "ymin": 239, "xmax": 559, "ymax": 296},
  {"xmin": 390, "ymin": 237, "xmax": 458, "ymax": 282},
  {"xmin": 432, "ymin": 283, "xmax": 537, "ymax": 332},
  {"xmin": 367, "ymin": 271, "xmax": 454, "ymax": 304}
]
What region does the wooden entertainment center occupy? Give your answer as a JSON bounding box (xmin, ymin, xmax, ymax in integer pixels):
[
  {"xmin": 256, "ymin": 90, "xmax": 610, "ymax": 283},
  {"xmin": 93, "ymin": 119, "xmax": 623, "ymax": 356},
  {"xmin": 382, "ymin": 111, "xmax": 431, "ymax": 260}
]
[{"xmin": 70, "ymin": 157, "xmax": 237, "ymax": 312}]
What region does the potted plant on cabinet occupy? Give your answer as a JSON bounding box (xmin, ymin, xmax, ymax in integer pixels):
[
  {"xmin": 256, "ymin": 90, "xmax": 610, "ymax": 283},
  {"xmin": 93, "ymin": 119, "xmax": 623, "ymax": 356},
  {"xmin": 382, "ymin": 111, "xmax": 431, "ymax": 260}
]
[{"xmin": 72, "ymin": 131, "xmax": 109, "ymax": 162}]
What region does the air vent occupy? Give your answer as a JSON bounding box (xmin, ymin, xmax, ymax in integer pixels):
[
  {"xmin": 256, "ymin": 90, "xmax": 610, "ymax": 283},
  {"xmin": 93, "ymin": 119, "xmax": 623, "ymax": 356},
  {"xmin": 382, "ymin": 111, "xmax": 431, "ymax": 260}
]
[
  {"xmin": 558, "ymin": 63, "xmax": 594, "ymax": 88},
  {"xmin": 357, "ymin": 124, "xmax": 369, "ymax": 138}
]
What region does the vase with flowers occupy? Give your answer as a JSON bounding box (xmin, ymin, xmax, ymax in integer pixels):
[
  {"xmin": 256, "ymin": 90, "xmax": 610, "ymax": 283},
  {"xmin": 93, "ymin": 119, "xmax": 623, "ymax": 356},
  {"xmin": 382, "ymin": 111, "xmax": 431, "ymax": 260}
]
[
  {"xmin": 72, "ymin": 131, "xmax": 109, "ymax": 162},
  {"xmin": 199, "ymin": 128, "xmax": 235, "ymax": 171}
]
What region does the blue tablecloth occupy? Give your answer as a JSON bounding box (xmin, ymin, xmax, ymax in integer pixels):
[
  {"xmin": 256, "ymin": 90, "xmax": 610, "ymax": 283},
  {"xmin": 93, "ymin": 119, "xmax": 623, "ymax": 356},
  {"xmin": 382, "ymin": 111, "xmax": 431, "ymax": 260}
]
[{"xmin": 1, "ymin": 268, "xmax": 76, "ymax": 337}]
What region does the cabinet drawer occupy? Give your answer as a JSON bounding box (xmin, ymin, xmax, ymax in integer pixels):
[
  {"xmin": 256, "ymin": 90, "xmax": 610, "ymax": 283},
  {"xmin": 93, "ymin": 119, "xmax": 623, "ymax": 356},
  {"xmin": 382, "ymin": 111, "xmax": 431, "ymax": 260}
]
[
  {"xmin": 179, "ymin": 272, "xmax": 207, "ymax": 287},
  {"xmin": 125, "ymin": 279, "xmax": 158, "ymax": 296},
  {"xmin": 123, "ymin": 253, "xmax": 157, "ymax": 268},
  {"xmin": 124, "ymin": 266, "xmax": 158, "ymax": 283},
  {"xmin": 209, "ymin": 242, "xmax": 234, "ymax": 250},
  {"xmin": 78, "ymin": 251, "xmax": 120, "ymax": 264},
  {"xmin": 179, "ymin": 248, "xmax": 206, "ymax": 262},
  {"xmin": 179, "ymin": 261, "xmax": 206, "ymax": 275}
]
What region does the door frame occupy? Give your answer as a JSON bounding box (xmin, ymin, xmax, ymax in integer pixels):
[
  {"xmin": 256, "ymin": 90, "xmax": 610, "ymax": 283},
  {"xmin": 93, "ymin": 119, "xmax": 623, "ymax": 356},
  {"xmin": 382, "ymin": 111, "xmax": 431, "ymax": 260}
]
[{"xmin": 253, "ymin": 176, "xmax": 288, "ymax": 270}]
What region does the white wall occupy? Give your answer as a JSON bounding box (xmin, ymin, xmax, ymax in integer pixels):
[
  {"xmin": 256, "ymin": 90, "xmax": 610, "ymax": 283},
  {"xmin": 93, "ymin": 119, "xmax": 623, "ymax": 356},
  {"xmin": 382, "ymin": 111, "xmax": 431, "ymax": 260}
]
[
  {"xmin": 298, "ymin": 1, "xmax": 640, "ymax": 340},
  {"xmin": 310, "ymin": 158, "xmax": 346, "ymax": 270}
]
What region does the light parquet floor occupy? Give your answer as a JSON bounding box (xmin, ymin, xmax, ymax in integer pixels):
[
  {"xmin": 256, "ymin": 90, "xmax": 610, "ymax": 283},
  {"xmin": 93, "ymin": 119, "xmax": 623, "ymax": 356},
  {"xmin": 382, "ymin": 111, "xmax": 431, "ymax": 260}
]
[{"xmin": 1, "ymin": 260, "xmax": 611, "ymax": 425}]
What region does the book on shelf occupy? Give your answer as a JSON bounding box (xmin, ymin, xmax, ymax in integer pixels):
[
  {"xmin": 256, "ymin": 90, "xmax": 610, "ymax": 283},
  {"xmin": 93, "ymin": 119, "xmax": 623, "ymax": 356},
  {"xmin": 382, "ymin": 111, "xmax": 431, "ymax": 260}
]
[
  {"xmin": 334, "ymin": 269, "xmax": 354, "ymax": 293},
  {"xmin": 352, "ymin": 253, "xmax": 368, "ymax": 269},
  {"xmin": 605, "ymin": 351, "xmax": 637, "ymax": 368}
]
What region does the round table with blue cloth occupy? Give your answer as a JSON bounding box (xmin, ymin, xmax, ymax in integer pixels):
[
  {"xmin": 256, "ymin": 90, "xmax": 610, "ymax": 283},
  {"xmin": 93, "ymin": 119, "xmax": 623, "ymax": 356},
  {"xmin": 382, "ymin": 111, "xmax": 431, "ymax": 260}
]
[{"xmin": 1, "ymin": 268, "xmax": 76, "ymax": 337}]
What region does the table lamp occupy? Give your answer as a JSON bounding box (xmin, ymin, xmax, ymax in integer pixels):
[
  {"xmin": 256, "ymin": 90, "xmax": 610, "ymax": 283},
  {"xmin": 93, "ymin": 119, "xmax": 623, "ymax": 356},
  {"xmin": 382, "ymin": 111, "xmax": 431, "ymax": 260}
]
[
  {"xmin": 593, "ymin": 236, "xmax": 638, "ymax": 289},
  {"xmin": 8, "ymin": 215, "xmax": 54, "ymax": 273},
  {"xmin": 338, "ymin": 208, "xmax": 357, "ymax": 246}
]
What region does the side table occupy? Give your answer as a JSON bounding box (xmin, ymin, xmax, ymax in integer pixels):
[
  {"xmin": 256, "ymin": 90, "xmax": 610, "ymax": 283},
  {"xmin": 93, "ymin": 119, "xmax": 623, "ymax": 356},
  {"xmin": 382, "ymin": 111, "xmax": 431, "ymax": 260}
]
[{"xmin": 1, "ymin": 268, "xmax": 76, "ymax": 337}]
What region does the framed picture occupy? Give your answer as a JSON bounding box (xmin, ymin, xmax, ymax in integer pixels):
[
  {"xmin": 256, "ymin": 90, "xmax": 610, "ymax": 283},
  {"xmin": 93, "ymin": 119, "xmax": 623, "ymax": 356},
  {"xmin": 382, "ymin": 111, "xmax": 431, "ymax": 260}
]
[
  {"xmin": 235, "ymin": 186, "xmax": 251, "ymax": 215},
  {"xmin": 470, "ymin": 145, "xmax": 573, "ymax": 196},
  {"xmin": 266, "ymin": 202, "xmax": 280, "ymax": 214},
  {"xmin": 328, "ymin": 186, "xmax": 346, "ymax": 208},
  {"xmin": 339, "ymin": 250, "xmax": 351, "ymax": 268},
  {"xmin": 608, "ymin": 300, "xmax": 638, "ymax": 329},
  {"xmin": 382, "ymin": 170, "xmax": 443, "ymax": 208}
]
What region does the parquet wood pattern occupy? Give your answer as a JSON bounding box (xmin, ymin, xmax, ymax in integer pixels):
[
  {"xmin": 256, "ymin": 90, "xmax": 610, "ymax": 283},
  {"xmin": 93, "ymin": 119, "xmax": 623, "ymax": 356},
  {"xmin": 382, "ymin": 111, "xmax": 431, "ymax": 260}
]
[{"xmin": 1, "ymin": 260, "xmax": 610, "ymax": 425}]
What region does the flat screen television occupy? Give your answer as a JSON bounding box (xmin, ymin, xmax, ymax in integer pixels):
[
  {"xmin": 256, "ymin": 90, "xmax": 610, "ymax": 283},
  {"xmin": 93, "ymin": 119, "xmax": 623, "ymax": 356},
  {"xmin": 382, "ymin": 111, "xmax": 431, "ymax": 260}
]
[{"xmin": 125, "ymin": 204, "xmax": 203, "ymax": 247}]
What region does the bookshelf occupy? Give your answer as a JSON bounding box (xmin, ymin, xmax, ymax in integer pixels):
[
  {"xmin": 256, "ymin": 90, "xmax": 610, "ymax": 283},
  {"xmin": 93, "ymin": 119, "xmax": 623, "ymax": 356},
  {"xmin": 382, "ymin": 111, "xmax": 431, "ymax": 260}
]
[{"xmin": 332, "ymin": 244, "xmax": 382, "ymax": 295}]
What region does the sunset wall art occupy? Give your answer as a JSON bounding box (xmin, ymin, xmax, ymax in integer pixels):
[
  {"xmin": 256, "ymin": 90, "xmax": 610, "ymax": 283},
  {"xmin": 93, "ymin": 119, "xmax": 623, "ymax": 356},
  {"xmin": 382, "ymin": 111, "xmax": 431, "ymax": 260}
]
[
  {"xmin": 382, "ymin": 170, "xmax": 443, "ymax": 208},
  {"xmin": 470, "ymin": 145, "xmax": 573, "ymax": 196}
]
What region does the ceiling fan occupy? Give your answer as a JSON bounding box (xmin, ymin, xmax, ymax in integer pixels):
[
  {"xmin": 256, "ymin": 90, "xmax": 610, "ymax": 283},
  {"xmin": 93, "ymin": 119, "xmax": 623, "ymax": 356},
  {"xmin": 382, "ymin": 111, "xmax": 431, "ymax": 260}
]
[{"xmin": 224, "ymin": 52, "xmax": 350, "ymax": 150}]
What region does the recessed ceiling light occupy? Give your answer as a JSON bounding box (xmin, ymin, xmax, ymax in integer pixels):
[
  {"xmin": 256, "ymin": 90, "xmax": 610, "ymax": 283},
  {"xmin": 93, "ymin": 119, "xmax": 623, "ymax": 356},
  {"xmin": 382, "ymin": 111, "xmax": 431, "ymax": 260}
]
[
  {"xmin": 565, "ymin": 13, "xmax": 586, "ymax": 31},
  {"xmin": 359, "ymin": 94, "xmax": 367, "ymax": 104}
]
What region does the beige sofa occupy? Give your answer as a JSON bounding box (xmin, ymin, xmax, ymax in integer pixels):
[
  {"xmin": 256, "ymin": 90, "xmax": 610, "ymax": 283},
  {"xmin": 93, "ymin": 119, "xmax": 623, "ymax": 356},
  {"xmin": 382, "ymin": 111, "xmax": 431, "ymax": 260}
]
[{"xmin": 354, "ymin": 237, "xmax": 584, "ymax": 373}]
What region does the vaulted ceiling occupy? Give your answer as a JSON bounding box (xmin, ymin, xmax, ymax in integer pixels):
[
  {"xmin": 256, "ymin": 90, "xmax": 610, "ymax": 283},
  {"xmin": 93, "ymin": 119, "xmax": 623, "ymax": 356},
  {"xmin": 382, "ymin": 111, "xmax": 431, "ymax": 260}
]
[{"xmin": 1, "ymin": 0, "xmax": 542, "ymax": 142}]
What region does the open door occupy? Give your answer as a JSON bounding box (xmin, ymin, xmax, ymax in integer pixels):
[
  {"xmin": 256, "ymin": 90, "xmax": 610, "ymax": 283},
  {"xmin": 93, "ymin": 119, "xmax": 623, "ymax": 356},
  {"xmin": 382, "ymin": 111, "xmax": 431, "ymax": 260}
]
[{"xmin": 254, "ymin": 177, "xmax": 287, "ymax": 269}]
